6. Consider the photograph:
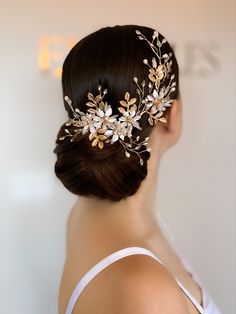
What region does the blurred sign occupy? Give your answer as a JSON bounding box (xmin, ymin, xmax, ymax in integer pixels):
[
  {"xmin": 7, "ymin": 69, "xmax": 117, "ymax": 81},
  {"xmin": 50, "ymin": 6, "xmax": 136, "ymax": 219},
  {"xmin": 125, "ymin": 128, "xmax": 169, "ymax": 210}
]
[
  {"xmin": 176, "ymin": 41, "xmax": 221, "ymax": 78},
  {"xmin": 38, "ymin": 35, "xmax": 76, "ymax": 79},
  {"xmin": 38, "ymin": 35, "xmax": 221, "ymax": 79}
]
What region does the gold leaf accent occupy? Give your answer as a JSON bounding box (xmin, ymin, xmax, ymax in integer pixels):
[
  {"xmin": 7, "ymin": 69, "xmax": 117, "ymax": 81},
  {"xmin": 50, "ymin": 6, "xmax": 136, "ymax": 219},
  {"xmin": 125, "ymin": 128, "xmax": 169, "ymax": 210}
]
[
  {"xmin": 97, "ymin": 128, "xmax": 105, "ymax": 134},
  {"xmin": 87, "ymin": 108, "xmax": 96, "ymax": 114},
  {"xmin": 148, "ymin": 117, "xmax": 153, "ymax": 126},
  {"xmin": 149, "ymin": 68, "xmax": 156, "ymax": 75},
  {"xmin": 87, "ymin": 93, "xmax": 94, "ymax": 101},
  {"xmin": 159, "ymin": 117, "xmax": 167, "ymax": 123},
  {"xmin": 92, "ymin": 138, "xmax": 98, "ymax": 146},
  {"xmin": 98, "ymin": 141, "xmax": 104, "ymax": 149},
  {"xmin": 95, "ymin": 95, "xmax": 102, "ymax": 103},
  {"xmin": 130, "ymin": 104, "xmax": 137, "ymax": 112},
  {"xmin": 148, "ymin": 74, "xmax": 157, "ymax": 83},
  {"xmin": 129, "ymin": 98, "xmax": 137, "ymax": 105},
  {"xmin": 118, "ymin": 107, "xmax": 126, "ymax": 114},
  {"xmin": 125, "ymin": 92, "xmax": 130, "ymax": 101},
  {"xmin": 86, "ymin": 102, "xmax": 96, "ymax": 107},
  {"xmin": 98, "ymin": 135, "xmax": 107, "ymax": 140},
  {"xmin": 99, "ymin": 102, "xmax": 105, "ymax": 110},
  {"xmin": 119, "ymin": 100, "xmax": 128, "ymax": 107},
  {"xmin": 155, "ymin": 111, "xmax": 163, "ymax": 118}
]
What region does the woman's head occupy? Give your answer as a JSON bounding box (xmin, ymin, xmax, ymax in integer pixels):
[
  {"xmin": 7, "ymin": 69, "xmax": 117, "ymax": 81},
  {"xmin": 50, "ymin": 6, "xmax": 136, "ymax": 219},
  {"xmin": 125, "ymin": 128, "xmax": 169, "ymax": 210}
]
[{"xmin": 54, "ymin": 24, "xmax": 180, "ymax": 202}]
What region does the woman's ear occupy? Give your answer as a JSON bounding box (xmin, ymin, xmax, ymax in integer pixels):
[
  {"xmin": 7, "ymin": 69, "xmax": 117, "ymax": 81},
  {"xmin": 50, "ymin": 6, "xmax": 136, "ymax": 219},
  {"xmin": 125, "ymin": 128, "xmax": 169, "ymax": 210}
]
[
  {"xmin": 147, "ymin": 99, "xmax": 183, "ymax": 156},
  {"xmin": 165, "ymin": 99, "xmax": 182, "ymax": 134},
  {"xmin": 163, "ymin": 99, "xmax": 183, "ymax": 147},
  {"xmin": 150, "ymin": 99, "xmax": 182, "ymax": 154}
]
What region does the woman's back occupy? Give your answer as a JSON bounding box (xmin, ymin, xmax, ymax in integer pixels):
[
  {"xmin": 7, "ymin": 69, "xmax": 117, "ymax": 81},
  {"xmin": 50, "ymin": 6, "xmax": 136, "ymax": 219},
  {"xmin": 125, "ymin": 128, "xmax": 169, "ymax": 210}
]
[{"xmin": 58, "ymin": 206, "xmax": 205, "ymax": 314}]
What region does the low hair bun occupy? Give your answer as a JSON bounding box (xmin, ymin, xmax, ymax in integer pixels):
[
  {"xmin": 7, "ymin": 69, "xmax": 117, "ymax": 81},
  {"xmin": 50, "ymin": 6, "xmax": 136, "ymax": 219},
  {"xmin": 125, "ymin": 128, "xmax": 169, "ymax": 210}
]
[{"xmin": 54, "ymin": 133, "xmax": 151, "ymax": 201}]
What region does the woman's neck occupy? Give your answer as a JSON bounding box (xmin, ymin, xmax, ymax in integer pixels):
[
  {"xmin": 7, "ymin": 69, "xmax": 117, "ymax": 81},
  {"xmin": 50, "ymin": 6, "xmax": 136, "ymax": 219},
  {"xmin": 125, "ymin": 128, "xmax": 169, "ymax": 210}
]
[{"xmin": 73, "ymin": 152, "xmax": 163, "ymax": 242}]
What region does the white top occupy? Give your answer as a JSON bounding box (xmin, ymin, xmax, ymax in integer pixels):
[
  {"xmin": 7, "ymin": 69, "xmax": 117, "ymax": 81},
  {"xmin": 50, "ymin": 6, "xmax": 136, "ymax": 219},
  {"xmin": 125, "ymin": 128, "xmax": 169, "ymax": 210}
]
[{"xmin": 65, "ymin": 246, "xmax": 222, "ymax": 314}]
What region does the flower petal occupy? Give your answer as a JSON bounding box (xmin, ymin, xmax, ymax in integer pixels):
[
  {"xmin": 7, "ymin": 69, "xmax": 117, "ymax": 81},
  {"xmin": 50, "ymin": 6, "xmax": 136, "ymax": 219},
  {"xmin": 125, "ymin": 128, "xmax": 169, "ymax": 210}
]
[
  {"xmin": 130, "ymin": 106, "xmax": 136, "ymax": 117},
  {"xmin": 147, "ymin": 95, "xmax": 154, "ymax": 101},
  {"xmin": 133, "ymin": 121, "xmax": 142, "ymax": 129},
  {"xmin": 104, "ymin": 130, "xmax": 113, "ymax": 137},
  {"xmin": 146, "ymin": 102, "xmax": 153, "ymax": 109},
  {"xmin": 153, "ymin": 89, "xmax": 158, "ymax": 98},
  {"xmin": 112, "ymin": 134, "xmax": 119, "ymax": 142},
  {"xmin": 105, "ymin": 107, "xmax": 112, "ymax": 117},
  {"xmin": 97, "ymin": 108, "xmax": 104, "ymax": 117}
]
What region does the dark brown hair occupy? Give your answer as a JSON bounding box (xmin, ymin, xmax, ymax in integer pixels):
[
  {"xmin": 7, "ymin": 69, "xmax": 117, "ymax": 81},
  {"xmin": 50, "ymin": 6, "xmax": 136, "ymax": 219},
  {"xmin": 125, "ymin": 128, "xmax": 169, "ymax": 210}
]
[{"xmin": 54, "ymin": 24, "xmax": 179, "ymax": 202}]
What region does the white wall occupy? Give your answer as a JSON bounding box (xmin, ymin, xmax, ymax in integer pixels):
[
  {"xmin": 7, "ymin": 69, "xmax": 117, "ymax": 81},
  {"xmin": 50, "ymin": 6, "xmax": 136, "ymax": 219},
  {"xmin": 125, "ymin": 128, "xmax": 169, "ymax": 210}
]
[{"xmin": 0, "ymin": 0, "xmax": 235, "ymax": 313}]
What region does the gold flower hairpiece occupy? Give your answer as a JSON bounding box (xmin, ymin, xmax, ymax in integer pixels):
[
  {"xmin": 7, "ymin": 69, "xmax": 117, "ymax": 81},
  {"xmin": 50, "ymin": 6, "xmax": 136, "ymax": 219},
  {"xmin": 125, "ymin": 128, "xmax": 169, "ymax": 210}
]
[{"xmin": 58, "ymin": 29, "xmax": 177, "ymax": 166}]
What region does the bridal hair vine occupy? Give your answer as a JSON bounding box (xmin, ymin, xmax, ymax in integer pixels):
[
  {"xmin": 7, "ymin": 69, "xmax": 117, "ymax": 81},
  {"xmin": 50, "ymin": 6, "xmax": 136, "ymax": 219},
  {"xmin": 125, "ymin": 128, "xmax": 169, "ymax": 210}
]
[{"xmin": 58, "ymin": 29, "xmax": 177, "ymax": 166}]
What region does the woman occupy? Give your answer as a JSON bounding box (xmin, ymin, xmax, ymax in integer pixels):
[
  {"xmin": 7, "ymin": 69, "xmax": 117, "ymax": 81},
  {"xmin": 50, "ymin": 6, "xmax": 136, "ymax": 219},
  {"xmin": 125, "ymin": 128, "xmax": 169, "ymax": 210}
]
[{"xmin": 54, "ymin": 25, "xmax": 221, "ymax": 314}]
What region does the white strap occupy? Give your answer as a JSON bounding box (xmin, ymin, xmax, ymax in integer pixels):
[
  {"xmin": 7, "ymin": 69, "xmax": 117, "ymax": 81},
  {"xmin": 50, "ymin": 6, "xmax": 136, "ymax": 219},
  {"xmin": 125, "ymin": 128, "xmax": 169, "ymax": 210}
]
[{"xmin": 65, "ymin": 246, "xmax": 204, "ymax": 314}]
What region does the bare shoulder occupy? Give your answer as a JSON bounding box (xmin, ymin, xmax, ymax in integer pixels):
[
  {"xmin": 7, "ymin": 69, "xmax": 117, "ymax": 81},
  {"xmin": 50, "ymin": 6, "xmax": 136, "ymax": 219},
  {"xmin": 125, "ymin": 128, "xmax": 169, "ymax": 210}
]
[{"xmin": 108, "ymin": 254, "xmax": 190, "ymax": 314}]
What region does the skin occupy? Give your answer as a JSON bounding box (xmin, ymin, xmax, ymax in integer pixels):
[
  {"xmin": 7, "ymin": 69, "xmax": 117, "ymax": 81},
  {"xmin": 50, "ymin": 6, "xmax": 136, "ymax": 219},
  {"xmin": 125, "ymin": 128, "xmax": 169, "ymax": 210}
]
[{"xmin": 59, "ymin": 99, "xmax": 203, "ymax": 314}]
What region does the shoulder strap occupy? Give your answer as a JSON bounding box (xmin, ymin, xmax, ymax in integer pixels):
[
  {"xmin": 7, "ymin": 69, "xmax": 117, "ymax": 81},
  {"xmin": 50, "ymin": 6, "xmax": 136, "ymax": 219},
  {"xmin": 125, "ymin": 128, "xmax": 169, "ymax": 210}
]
[{"xmin": 65, "ymin": 246, "xmax": 204, "ymax": 314}]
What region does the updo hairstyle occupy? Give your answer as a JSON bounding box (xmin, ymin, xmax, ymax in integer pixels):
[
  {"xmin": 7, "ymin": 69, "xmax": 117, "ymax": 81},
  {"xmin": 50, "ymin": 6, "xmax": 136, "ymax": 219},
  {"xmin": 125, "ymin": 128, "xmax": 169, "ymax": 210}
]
[{"xmin": 54, "ymin": 25, "xmax": 179, "ymax": 201}]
